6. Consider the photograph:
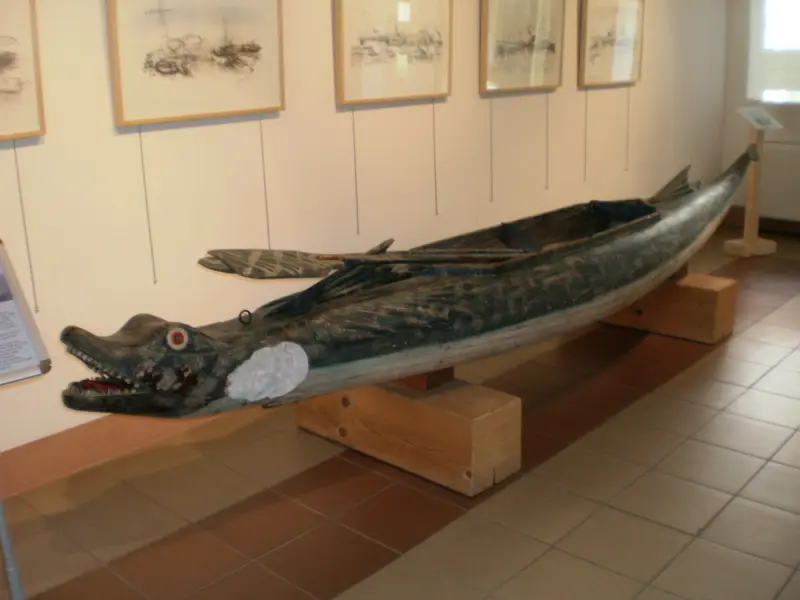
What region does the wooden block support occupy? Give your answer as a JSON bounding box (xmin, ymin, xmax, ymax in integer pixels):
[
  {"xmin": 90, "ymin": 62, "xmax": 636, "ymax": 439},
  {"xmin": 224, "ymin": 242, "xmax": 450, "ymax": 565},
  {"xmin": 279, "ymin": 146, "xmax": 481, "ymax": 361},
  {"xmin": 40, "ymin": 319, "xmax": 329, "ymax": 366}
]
[
  {"xmin": 603, "ymin": 273, "xmax": 739, "ymax": 344},
  {"xmin": 295, "ymin": 380, "xmax": 522, "ymax": 497}
]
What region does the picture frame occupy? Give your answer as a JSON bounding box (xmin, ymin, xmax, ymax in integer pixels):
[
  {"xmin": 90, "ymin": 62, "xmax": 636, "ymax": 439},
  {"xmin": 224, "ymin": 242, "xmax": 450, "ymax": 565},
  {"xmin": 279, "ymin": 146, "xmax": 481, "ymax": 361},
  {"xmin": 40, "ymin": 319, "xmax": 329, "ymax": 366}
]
[
  {"xmin": 107, "ymin": 0, "xmax": 285, "ymax": 127},
  {"xmin": 0, "ymin": 0, "xmax": 46, "ymax": 142},
  {"xmin": 334, "ymin": 0, "xmax": 453, "ymax": 107},
  {"xmin": 480, "ymin": 0, "xmax": 566, "ymax": 95},
  {"xmin": 578, "ymin": 0, "xmax": 645, "ymax": 88}
]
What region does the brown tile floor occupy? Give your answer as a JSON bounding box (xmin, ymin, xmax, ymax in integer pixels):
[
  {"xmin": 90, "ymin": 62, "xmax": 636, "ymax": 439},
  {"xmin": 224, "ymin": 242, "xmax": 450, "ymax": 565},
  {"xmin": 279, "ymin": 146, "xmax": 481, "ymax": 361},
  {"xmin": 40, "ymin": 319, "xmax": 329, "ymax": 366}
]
[{"xmin": 3, "ymin": 229, "xmax": 800, "ymax": 599}]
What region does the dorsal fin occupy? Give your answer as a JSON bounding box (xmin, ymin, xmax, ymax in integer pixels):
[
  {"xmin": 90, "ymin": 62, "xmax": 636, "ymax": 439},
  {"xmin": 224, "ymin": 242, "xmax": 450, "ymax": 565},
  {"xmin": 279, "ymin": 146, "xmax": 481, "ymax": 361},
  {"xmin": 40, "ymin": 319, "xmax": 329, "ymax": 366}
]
[
  {"xmin": 648, "ymin": 165, "xmax": 699, "ymax": 204},
  {"xmin": 368, "ymin": 238, "xmax": 394, "ymax": 254}
]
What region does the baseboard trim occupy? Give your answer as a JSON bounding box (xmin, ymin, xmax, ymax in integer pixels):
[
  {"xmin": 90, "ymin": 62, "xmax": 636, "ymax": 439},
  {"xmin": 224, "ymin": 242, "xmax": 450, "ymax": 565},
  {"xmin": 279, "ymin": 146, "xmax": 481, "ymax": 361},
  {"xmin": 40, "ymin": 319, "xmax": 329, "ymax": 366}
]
[{"xmin": 723, "ymin": 206, "xmax": 800, "ymax": 236}]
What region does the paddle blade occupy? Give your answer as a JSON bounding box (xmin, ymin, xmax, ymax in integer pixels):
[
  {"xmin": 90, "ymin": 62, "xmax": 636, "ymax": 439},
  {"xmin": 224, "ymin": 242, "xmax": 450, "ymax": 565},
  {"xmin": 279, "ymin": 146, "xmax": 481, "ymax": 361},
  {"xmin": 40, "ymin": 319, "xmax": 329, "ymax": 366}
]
[{"xmin": 199, "ymin": 249, "xmax": 341, "ymax": 280}]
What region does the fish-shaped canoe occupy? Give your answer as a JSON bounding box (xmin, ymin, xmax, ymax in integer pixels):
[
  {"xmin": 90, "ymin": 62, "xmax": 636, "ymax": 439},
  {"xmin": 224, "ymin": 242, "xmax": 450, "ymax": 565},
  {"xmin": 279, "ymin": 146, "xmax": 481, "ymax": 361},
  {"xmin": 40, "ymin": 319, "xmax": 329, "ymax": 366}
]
[{"xmin": 59, "ymin": 147, "xmax": 754, "ymax": 419}]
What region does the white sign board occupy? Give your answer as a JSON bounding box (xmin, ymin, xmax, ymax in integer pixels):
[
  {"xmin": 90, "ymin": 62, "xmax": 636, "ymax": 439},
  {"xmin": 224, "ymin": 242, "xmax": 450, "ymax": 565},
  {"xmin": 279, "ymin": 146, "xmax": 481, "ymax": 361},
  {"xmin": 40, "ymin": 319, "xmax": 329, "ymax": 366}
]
[
  {"xmin": 738, "ymin": 105, "xmax": 784, "ymax": 131},
  {"xmin": 0, "ymin": 240, "xmax": 49, "ymax": 386}
]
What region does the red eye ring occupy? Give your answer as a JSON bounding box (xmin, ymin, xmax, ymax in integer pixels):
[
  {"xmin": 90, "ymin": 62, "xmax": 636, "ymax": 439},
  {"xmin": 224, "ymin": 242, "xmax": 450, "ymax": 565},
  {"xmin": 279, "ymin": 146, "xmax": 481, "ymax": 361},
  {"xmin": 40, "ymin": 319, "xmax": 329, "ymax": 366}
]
[{"xmin": 166, "ymin": 328, "xmax": 189, "ymax": 351}]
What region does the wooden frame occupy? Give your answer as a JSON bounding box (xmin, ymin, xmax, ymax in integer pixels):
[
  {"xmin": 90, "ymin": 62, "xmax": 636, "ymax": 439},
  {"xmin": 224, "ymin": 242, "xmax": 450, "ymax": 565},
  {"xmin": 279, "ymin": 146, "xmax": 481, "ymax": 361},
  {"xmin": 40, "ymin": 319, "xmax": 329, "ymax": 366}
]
[
  {"xmin": 334, "ymin": 0, "xmax": 454, "ymax": 107},
  {"xmin": 108, "ymin": 0, "xmax": 286, "ymax": 127},
  {"xmin": 479, "ymin": 0, "xmax": 566, "ymax": 95},
  {"xmin": 0, "ymin": 0, "xmax": 46, "ymax": 142},
  {"xmin": 578, "ymin": 0, "xmax": 645, "ymax": 88}
]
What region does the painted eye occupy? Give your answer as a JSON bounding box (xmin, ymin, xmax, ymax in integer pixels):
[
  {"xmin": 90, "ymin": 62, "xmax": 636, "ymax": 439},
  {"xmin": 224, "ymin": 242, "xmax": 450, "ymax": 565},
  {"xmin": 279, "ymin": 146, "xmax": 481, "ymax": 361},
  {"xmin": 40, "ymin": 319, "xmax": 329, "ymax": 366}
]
[{"xmin": 166, "ymin": 328, "xmax": 189, "ymax": 351}]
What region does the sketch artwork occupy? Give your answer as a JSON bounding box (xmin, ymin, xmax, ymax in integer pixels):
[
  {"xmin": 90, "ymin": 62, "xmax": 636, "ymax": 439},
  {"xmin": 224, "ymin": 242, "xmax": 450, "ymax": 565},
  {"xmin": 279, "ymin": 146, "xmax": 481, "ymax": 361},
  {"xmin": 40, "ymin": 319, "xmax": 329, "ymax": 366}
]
[
  {"xmin": 480, "ymin": 0, "xmax": 565, "ymax": 93},
  {"xmin": 109, "ymin": 0, "xmax": 284, "ymax": 126},
  {"xmin": 350, "ymin": 25, "xmax": 445, "ymax": 67},
  {"xmin": 142, "ymin": 31, "xmax": 263, "ymax": 79},
  {"xmin": 579, "ymin": 0, "xmax": 644, "ymax": 87},
  {"xmin": 0, "ymin": 0, "xmax": 45, "ymax": 141},
  {"xmin": 0, "ymin": 38, "xmax": 22, "ymax": 95},
  {"xmin": 335, "ymin": 0, "xmax": 452, "ymax": 106}
]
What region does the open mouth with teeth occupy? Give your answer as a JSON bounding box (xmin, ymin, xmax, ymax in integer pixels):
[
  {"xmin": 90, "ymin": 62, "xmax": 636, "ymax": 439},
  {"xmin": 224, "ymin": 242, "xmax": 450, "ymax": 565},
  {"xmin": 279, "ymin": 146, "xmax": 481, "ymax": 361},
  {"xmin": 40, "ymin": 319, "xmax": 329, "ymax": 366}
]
[
  {"xmin": 64, "ymin": 345, "xmax": 141, "ymax": 397},
  {"xmin": 60, "ymin": 320, "xmax": 208, "ymax": 417},
  {"xmin": 64, "ymin": 345, "xmax": 199, "ymax": 398}
]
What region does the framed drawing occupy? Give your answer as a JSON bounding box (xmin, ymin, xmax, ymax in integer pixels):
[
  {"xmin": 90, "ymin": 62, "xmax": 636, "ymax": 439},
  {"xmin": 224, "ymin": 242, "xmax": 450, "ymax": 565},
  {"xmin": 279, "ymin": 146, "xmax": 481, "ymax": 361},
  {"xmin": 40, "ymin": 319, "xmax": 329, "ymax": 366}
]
[
  {"xmin": 0, "ymin": 0, "xmax": 46, "ymax": 142},
  {"xmin": 578, "ymin": 0, "xmax": 645, "ymax": 88},
  {"xmin": 108, "ymin": 0, "xmax": 285, "ymax": 127},
  {"xmin": 480, "ymin": 0, "xmax": 566, "ymax": 94},
  {"xmin": 334, "ymin": 0, "xmax": 453, "ymax": 106}
]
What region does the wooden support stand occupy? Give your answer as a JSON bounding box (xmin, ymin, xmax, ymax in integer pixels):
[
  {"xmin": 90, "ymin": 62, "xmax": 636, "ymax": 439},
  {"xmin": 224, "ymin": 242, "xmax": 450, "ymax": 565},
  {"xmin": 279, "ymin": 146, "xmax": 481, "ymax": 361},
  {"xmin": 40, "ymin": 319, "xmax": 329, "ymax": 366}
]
[
  {"xmin": 603, "ymin": 273, "xmax": 739, "ymax": 344},
  {"xmin": 724, "ymin": 126, "xmax": 777, "ymax": 258},
  {"xmin": 295, "ymin": 379, "xmax": 522, "ymax": 497}
]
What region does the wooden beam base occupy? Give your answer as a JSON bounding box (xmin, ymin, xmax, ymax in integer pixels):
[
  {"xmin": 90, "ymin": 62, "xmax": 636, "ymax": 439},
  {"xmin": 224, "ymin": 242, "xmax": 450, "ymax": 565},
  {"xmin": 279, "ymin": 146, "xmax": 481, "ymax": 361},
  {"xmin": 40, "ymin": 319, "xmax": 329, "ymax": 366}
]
[
  {"xmin": 723, "ymin": 237, "xmax": 778, "ymax": 258},
  {"xmin": 603, "ymin": 273, "xmax": 739, "ymax": 344},
  {"xmin": 295, "ymin": 380, "xmax": 522, "ymax": 497}
]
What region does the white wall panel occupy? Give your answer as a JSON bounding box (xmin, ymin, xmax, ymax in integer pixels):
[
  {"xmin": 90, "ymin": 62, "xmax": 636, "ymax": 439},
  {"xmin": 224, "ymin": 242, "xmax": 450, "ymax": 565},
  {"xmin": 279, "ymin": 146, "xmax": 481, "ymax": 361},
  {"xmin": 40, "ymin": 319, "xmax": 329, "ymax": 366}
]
[
  {"xmin": 17, "ymin": 0, "xmax": 152, "ymax": 322},
  {"xmin": 544, "ymin": 0, "xmax": 585, "ymax": 202},
  {"xmin": 765, "ymin": 105, "xmax": 800, "ymax": 145},
  {"xmin": 671, "ymin": 4, "xmax": 694, "ymax": 175},
  {"xmin": 261, "ymin": 0, "xmax": 359, "ymax": 254},
  {"xmin": 676, "ymin": 0, "xmax": 727, "ymax": 184},
  {"xmin": 628, "ymin": 0, "xmax": 678, "ymax": 195},
  {"xmin": 0, "ymin": 0, "xmax": 732, "ymax": 451},
  {"xmin": 722, "ymin": 0, "xmax": 751, "ymax": 167},
  {"xmin": 433, "ymin": 100, "xmax": 493, "ymax": 238},
  {"xmin": 139, "ymin": 120, "xmax": 272, "ymax": 325},
  {"xmin": 354, "ymin": 104, "xmax": 438, "ymax": 249},
  {"xmin": 585, "ymin": 89, "xmax": 630, "ymax": 191},
  {"xmin": 491, "ymin": 96, "xmax": 548, "ymax": 210},
  {"xmin": 760, "ymin": 144, "xmax": 800, "ymax": 220},
  {"xmin": 261, "ymin": 111, "xmax": 360, "ymax": 254},
  {"xmin": 433, "ymin": 0, "xmax": 493, "ymax": 238}
]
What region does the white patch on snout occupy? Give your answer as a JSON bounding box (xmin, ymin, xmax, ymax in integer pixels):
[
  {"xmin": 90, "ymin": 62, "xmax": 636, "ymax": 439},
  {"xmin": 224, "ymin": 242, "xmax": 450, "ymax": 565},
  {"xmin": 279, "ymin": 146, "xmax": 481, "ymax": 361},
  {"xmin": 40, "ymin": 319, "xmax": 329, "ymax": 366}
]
[{"xmin": 225, "ymin": 342, "xmax": 309, "ymax": 403}]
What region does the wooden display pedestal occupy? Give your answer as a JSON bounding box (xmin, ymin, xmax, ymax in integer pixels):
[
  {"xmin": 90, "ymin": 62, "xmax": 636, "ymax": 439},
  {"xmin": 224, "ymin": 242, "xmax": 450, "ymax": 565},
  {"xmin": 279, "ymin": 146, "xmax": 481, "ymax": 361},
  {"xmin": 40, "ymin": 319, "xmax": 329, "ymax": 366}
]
[
  {"xmin": 295, "ymin": 373, "xmax": 522, "ymax": 497},
  {"xmin": 603, "ymin": 273, "xmax": 739, "ymax": 344},
  {"xmin": 723, "ymin": 237, "xmax": 777, "ymax": 258},
  {"xmin": 724, "ymin": 125, "xmax": 778, "ymax": 258}
]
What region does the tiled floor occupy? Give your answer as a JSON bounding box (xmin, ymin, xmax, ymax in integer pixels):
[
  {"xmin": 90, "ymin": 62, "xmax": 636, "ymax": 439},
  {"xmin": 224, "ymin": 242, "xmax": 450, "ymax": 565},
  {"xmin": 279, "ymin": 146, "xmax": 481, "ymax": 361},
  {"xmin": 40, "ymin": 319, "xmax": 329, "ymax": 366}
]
[{"xmin": 3, "ymin": 228, "xmax": 800, "ymax": 600}]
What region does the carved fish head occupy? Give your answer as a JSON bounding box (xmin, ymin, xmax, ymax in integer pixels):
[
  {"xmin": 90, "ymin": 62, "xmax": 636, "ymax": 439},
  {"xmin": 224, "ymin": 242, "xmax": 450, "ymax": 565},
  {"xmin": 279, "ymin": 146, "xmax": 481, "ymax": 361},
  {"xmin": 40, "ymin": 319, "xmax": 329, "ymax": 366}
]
[{"xmin": 59, "ymin": 314, "xmax": 307, "ymax": 418}]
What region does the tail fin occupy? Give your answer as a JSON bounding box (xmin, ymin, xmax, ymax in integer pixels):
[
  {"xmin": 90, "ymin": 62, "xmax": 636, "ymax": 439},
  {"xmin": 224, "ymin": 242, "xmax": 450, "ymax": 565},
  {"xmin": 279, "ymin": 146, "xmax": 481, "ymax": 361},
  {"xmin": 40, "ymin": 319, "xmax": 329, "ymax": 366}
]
[{"xmin": 648, "ymin": 165, "xmax": 699, "ymax": 204}]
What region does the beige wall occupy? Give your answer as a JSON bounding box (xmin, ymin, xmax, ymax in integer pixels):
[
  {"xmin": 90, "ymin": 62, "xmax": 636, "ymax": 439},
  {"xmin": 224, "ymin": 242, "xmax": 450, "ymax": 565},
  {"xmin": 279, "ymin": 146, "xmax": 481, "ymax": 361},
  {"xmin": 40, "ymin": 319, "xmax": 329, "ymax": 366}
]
[
  {"xmin": 723, "ymin": 0, "xmax": 800, "ymax": 218},
  {"xmin": 0, "ymin": 0, "xmax": 728, "ymax": 452}
]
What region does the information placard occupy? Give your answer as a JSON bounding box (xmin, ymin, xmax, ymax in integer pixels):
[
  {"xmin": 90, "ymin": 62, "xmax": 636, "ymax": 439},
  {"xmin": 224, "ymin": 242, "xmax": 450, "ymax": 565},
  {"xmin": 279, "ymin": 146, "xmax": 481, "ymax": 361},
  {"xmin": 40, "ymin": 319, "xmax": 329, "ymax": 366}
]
[
  {"xmin": 0, "ymin": 240, "xmax": 49, "ymax": 385},
  {"xmin": 738, "ymin": 105, "xmax": 784, "ymax": 131}
]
